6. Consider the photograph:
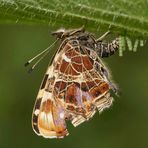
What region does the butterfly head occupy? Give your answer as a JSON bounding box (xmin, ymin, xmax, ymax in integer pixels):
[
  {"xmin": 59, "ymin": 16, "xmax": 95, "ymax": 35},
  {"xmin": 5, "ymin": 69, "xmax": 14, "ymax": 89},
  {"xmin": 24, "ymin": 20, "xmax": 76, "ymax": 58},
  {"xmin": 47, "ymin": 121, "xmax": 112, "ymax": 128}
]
[{"xmin": 51, "ymin": 26, "xmax": 85, "ymax": 39}]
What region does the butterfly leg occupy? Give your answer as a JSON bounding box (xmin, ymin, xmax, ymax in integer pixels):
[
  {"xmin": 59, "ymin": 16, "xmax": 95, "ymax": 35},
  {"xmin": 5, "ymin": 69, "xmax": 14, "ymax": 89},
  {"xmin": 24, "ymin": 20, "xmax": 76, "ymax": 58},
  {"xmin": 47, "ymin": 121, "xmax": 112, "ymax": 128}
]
[
  {"xmin": 69, "ymin": 25, "xmax": 85, "ymax": 36},
  {"xmin": 96, "ymin": 31, "xmax": 110, "ymax": 42}
]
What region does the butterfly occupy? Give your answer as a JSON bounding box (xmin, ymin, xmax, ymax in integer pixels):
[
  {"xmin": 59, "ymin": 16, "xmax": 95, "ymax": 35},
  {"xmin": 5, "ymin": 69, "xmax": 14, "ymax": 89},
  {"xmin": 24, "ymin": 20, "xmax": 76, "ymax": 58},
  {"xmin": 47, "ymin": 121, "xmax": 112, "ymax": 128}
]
[{"xmin": 25, "ymin": 27, "xmax": 119, "ymax": 138}]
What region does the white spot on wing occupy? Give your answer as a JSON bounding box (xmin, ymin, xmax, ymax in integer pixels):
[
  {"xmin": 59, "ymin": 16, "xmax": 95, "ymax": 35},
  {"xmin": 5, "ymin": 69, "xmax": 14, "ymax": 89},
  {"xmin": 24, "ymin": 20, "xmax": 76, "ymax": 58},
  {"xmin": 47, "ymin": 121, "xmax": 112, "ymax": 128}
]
[
  {"xmin": 42, "ymin": 91, "xmax": 53, "ymax": 101},
  {"xmin": 34, "ymin": 109, "xmax": 40, "ymax": 115},
  {"xmin": 62, "ymin": 54, "xmax": 71, "ymax": 63},
  {"xmin": 46, "ymin": 65, "xmax": 54, "ymax": 75},
  {"xmin": 60, "ymin": 112, "xmax": 64, "ymax": 119}
]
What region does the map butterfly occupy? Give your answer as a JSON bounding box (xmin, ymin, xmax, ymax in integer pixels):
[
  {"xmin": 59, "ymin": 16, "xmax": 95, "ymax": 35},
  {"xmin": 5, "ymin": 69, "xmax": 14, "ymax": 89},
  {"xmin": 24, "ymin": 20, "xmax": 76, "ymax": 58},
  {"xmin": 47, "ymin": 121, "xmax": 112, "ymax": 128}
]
[{"xmin": 26, "ymin": 27, "xmax": 119, "ymax": 138}]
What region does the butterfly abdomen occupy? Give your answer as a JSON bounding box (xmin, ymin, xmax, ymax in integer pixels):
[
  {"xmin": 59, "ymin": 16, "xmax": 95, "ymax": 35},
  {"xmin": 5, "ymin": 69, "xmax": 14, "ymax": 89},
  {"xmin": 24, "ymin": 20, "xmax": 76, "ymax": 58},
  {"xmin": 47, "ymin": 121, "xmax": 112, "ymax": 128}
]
[{"xmin": 96, "ymin": 38, "xmax": 119, "ymax": 58}]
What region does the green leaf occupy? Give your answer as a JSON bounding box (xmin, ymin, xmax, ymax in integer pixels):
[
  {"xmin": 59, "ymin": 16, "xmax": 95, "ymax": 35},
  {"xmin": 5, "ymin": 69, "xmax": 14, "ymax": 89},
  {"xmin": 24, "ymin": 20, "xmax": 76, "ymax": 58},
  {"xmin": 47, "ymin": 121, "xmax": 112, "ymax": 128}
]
[{"xmin": 0, "ymin": 0, "xmax": 148, "ymax": 37}]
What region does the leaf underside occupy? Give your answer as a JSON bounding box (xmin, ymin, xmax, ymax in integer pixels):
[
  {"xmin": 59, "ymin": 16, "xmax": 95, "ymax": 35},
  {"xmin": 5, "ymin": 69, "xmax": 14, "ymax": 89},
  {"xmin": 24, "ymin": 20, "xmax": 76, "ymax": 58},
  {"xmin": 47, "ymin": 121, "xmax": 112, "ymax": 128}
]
[{"xmin": 0, "ymin": 0, "xmax": 148, "ymax": 38}]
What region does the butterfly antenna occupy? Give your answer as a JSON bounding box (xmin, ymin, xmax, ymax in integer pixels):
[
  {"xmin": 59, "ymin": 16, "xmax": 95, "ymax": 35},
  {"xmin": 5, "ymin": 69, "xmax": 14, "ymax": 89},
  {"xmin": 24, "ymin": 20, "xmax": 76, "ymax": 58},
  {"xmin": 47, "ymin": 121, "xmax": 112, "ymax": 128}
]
[
  {"xmin": 25, "ymin": 39, "xmax": 59, "ymax": 67},
  {"xmin": 28, "ymin": 50, "xmax": 50, "ymax": 73}
]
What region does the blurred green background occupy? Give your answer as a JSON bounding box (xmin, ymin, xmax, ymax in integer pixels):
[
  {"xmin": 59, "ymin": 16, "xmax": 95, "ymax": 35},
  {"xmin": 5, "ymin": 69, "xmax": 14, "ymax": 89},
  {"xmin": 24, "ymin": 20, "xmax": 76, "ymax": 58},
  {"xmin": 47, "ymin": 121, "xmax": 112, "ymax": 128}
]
[{"xmin": 0, "ymin": 24, "xmax": 148, "ymax": 148}]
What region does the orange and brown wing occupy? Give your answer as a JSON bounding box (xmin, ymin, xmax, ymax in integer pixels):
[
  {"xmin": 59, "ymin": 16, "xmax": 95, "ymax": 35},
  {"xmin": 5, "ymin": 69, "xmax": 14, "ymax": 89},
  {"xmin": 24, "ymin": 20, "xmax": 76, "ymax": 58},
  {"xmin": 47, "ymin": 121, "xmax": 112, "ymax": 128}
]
[
  {"xmin": 53, "ymin": 41, "xmax": 113, "ymax": 126},
  {"xmin": 32, "ymin": 39, "xmax": 114, "ymax": 138}
]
